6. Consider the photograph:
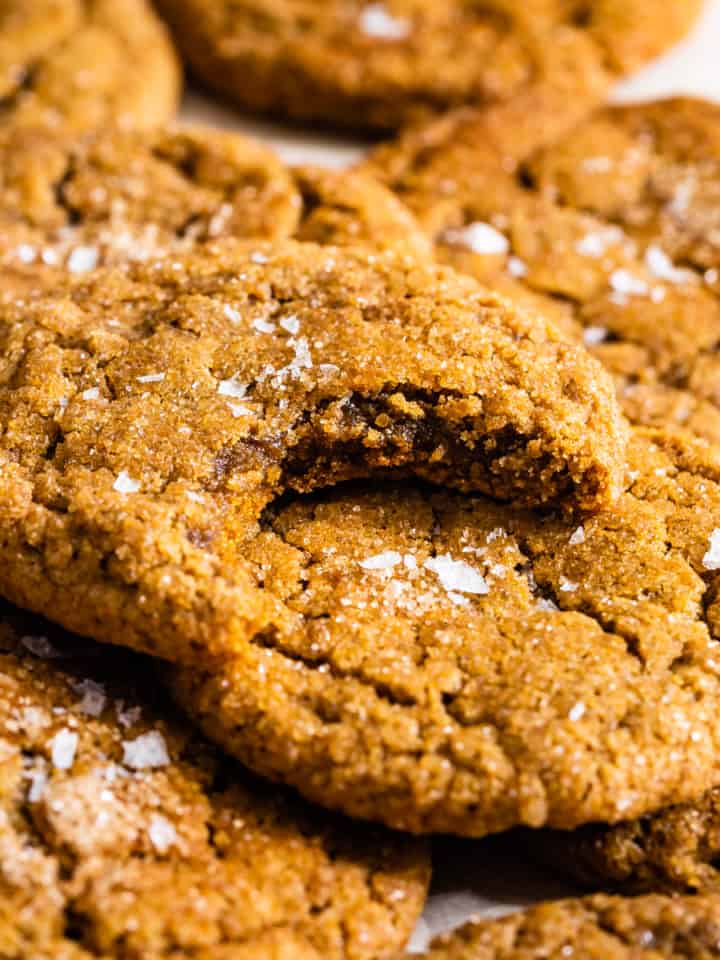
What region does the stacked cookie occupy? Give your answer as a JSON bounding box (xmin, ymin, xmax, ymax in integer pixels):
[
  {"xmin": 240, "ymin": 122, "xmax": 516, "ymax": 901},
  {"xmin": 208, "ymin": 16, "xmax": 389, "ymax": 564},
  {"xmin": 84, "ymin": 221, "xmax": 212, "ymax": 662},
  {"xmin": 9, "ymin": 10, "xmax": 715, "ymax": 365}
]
[{"xmin": 1, "ymin": 1, "xmax": 719, "ymax": 957}]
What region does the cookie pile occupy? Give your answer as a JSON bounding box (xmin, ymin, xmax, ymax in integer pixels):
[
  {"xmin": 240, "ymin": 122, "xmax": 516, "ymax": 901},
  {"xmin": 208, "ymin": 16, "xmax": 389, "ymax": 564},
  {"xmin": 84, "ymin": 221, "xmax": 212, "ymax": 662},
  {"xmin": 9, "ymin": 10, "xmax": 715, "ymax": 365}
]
[{"xmin": 1, "ymin": 1, "xmax": 719, "ymax": 957}]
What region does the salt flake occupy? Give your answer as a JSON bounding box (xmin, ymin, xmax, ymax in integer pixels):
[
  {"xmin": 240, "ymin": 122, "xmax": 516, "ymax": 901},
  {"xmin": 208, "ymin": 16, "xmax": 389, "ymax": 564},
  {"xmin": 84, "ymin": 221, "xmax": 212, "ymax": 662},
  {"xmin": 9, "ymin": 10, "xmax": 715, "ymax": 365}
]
[
  {"xmin": 568, "ymin": 701, "xmax": 586, "ymax": 722},
  {"xmin": 424, "ymin": 555, "xmax": 489, "ymax": 595},
  {"xmin": 136, "ymin": 372, "xmax": 165, "ymax": 384},
  {"xmin": 703, "ymin": 528, "xmax": 720, "ymax": 570},
  {"xmin": 74, "ymin": 679, "xmax": 107, "ymax": 717},
  {"xmin": 569, "ymin": 526, "xmax": 585, "ymax": 546},
  {"xmin": 359, "ymin": 3, "xmax": 410, "ymax": 39},
  {"xmin": 583, "ymin": 326, "xmax": 608, "ymax": 346},
  {"xmin": 610, "ymin": 269, "xmax": 648, "ymax": 297},
  {"xmin": 218, "ymin": 376, "xmax": 248, "ymax": 399},
  {"xmin": 359, "ymin": 550, "xmax": 402, "ymax": 571},
  {"xmin": 81, "ymin": 387, "xmax": 100, "ymax": 400},
  {"xmin": 122, "ymin": 731, "xmax": 170, "ymax": 769},
  {"xmin": 442, "ymin": 221, "xmax": 509, "ymax": 255},
  {"xmin": 67, "ymin": 246, "xmax": 99, "ymax": 274},
  {"xmin": 253, "ymin": 318, "xmax": 276, "ymax": 334},
  {"xmin": 279, "ymin": 315, "xmax": 300, "ymax": 334},
  {"xmin": 50, "ymin": 728, "xmax": 78, "ymax": 770},
  {"xmin": 148, "ymin": 814, "xmax": 177, "ymax": 853},
  {"xmin": 113, "ymin": 471, "xmax": 140, "ymax": 494}
]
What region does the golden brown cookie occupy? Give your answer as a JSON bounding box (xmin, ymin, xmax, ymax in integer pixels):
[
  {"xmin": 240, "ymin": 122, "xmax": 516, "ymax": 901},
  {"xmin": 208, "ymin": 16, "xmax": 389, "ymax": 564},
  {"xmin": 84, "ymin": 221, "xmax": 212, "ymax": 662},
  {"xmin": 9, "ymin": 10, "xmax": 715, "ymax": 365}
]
[
  {"xmin": 168, "ymin": 424, "xmax": 720, "ymax": 836},
  {"xmin": 528, "ymin": 785, "xmax": 720, "ymax": 896},
  {"xmin": 0, "ymin": 239, "xmax": 626, "ymax": 667},
  {"xmin": 0, "ymin": 603, "xmax": 429, "ymax": 960},
  {"xmin": 0, "ymin": 124, "xmax": 431, "ymax": 300},
  {"xmin": 153, "ymin": 0, "xmax": 700, "ymax": 132},
  {"xmin": 402, "ymin": 894, "xmax": 720, "ymax": 959},
  {"xmin": 365, "ymin": 97, "xmax": 720, "ymax": 445},
  {"xmin": 0, "ymin": 0, "xmax": 180, "ymax": 134}
]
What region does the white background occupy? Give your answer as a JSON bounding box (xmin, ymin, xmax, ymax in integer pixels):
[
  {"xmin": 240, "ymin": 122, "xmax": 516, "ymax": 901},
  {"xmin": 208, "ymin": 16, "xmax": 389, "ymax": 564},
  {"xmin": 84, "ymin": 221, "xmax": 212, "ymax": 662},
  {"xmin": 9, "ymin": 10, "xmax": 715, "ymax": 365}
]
[{"xmin": 179, "ymin": 0, "xmax": 720, "ymax": 948}]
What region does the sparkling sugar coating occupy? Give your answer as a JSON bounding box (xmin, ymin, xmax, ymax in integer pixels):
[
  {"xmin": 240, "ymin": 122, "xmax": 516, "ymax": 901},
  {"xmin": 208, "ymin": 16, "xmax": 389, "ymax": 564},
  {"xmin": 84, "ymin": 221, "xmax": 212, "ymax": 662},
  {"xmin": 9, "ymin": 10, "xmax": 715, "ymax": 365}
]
[
  {"xmin": 365, "ymin": 97, "xmax": 720, "ymax": 449},
  {"xmin": 0, "ymin": 123, "xmax": 432, "ymax": 302},
  {"xmin": 403, "ymin": 894, "xmax": 720, "ymax": 959},
  {"xmin": 0, "ymin": 607, "xmax": 429, "ymax": 959},
  {"xmin": 0, "ymin": 241, "xmax": 625, "ymax": 672},
  {"xmin": 170, "ymin": 426, "xmax": 720, "ymax": 836},
  {"xmin": 153, "ymin": 0, "xmax": 700, "ymax": 131},
  {"xmin": 0, "ymin": 0, "xmax": 179, "ymax": 134}
]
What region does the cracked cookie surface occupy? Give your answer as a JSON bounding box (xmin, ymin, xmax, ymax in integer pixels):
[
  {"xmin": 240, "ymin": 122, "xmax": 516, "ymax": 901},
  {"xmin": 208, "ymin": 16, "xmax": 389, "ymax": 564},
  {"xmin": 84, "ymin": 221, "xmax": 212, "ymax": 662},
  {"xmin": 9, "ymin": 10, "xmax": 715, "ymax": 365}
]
[
  {"xmin": 365, "ymin": 97, "xmax": 720, "ymax": 445},
  {"xmin": 169, "ymin": 425, "xmax": 720, "ymax": 835},
  {"xmin": 153, "ymin": 0, "xmax": 700, "ymax": 132},
  {"xmin": 0, "ymin": 124, "xmax": 431, "ymax": 300},
  {"xmin": 0, "ymin": 604, "xmax": 429, "ymax": 960},
  {"xmin": 530, "ymin": 784, "xmax": 720, "ymax": 896},
  {"xmin": 402, "ymin": 894, "xmax": 720, "ymax": 959},
  {"xmin": 0, "ymin": 0, "xmax": 180, "ymax": 134},
  {"xmin": 0, "ymin": 240, "xmax": 625, "ymax": 668}
]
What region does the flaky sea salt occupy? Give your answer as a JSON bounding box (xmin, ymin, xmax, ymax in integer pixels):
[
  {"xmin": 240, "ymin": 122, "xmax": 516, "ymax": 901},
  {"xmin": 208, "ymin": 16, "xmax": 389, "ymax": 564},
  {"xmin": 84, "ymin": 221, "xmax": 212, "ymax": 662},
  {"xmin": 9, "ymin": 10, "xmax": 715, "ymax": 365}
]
[
  {"xmin": 136, "ymin": 372, "xmax": 165, "ymax": 384},
  {"xmin": 21, "ymin": 635, "xmax": 61, "ymax": 658},
  {"xmin": 253, "ymin": 318, "xmax": 276, "ymax": 334},
  {"xmin": 359, "ymin": 550, "xmax": 402, "ymax": 570},
  {"xmin": 703, "ymin": 528, "xmax": 720, "ymax": 570},
  {"xmin": 568, "ymin": 701, "xmax": 586, "ymax": 722},
  {"xmin": 645, "ymin": 244, "xmax": 696, "ymax": 285},
  {"xmin": 583, "ymin": 326, "xmax": 608, "ymax": 346},
  {"xmin": 280, "ymin": 315, "xmax": 300, "ymax": 334},
  {"xmin": 559, "ymin": 577, "xmax": 579, "ymax": 593},
  {"xmin": 27, "ymin": 761, "xmax": 48, "ymax": 802},
  {"xmin": 507, "ymin": 256, "xmax": 528, "ymax": 278},
  {"xmin": 122, "ymin": 731, "xmax": 170, "ymax": 769},
  {"xmin": 81, "ymin": 387, "xmax": 100, "ymax": 400},
  {"xmin": 148, "ymin": 814, "xmax": 177, "ymax": 853},
  {"xmin": 67, "ymin": 246, "xmax": 99, "ymax": 274},
  {"xmin": 359, "ymin": 3, "xmax": 410, "ymax": 38},
  {"xmin": 424, "ymin": 555, "xmax": 489, "ymax": 596},
  {"xmin": 442, "ymin": 221, "xmax": 509, "ymax": 255},
  {"xmin": 227, "ymin": 402, "xmax": 252, "ymax": 418},
  {"xmin": 576, "ymin": 225, "xmax": 623, "ymax": 258},
  {"xmin": 223, "ymin": 304, "xmax": 242, "ymax": 324},
  {"xmin": 74, "ymin": 679, "xmax": 107, "ymax": 717},
  {"xmin": 218, "ymin": 376, "xmax": 248, "ymax": 399},
  {"xmin": 15, "ymin": 243, "xmax": 36, "ymax": 264},
  {"xmin": 113, "ymin": 471, "xmax": 140, "ymax": 494},
  {"xmin": 610, "ymin": 269, "xmax": 648, "ymax": 297},
  {"xmin": 569, "ymin": 526, "xmax": 585, "ymax": 546},
  {"xmin": 50, "ymin": 728, "xmax": 78, "ymax": 770}
]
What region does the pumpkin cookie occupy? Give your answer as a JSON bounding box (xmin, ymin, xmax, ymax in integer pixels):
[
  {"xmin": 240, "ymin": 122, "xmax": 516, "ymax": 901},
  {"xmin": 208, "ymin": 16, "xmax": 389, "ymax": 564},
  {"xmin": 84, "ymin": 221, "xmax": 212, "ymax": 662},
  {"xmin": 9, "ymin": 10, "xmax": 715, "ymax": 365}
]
[
  {"xmin": 0, "ymin": 603, "xmax": 429, "ymax": 960},
  {"xmin": 168, "ymin": 425, "xmax": 720, "ymax": 836},
  {"xmin": 365, "ymin": 98, "xmax": 720, "ymax": 445},
  {"xmin": 529, "ymin": 785, "xmax": 720, "ymax": 896},
  {"xmin": 403, "ymin": 894, "xmax": 720, "ymax": 959},
  {"xmin": 0, "ymin": 124, "xmax": 431, "ymax": 299},
  {"xmin": 0, "ymin": 240, "xmax": 625, "ymax": 667},
  {"xmin": 0, "ymin": 0, "xmax": 180, "ymax": 133},
  {"xmin": 153, "ymin": 0, "xmax": 700, "ymax": 132}
]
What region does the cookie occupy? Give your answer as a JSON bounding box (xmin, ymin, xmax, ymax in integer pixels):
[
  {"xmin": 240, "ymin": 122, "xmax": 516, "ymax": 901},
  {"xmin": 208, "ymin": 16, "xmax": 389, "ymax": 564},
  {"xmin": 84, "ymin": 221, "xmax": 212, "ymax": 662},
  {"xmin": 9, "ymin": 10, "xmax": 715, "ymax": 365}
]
[
  {"xmin": 153, "ymin": 0, "xmax": 700, "ymax": 132},
  {"xmin": 0, "ymin": 124, "xmax": 432, "ymax": 300},
  {"xmin": 365, "ymin": 97, "xmax": 720, "ymax": 445},
  {"xmin": 168, "ymin": 424, "xmax": 720, "ymax": 836},
  {"xmin": 0, "ymin": 603, "xmax": 429, "ymax": 959},
  {"xmin": 403, "ymin": 894, "xmax": 720, "ymax": 959},
  {"xmin": 0, "ymin": 239, "xmax": 626, "ymax": 667},
  {"xmin": 0, "ymin": 0, "xmax": 180, "ymax": 134},
  {"xmin": 528, "ymin": 785, "xmax": 720, "ymax": 896}
]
